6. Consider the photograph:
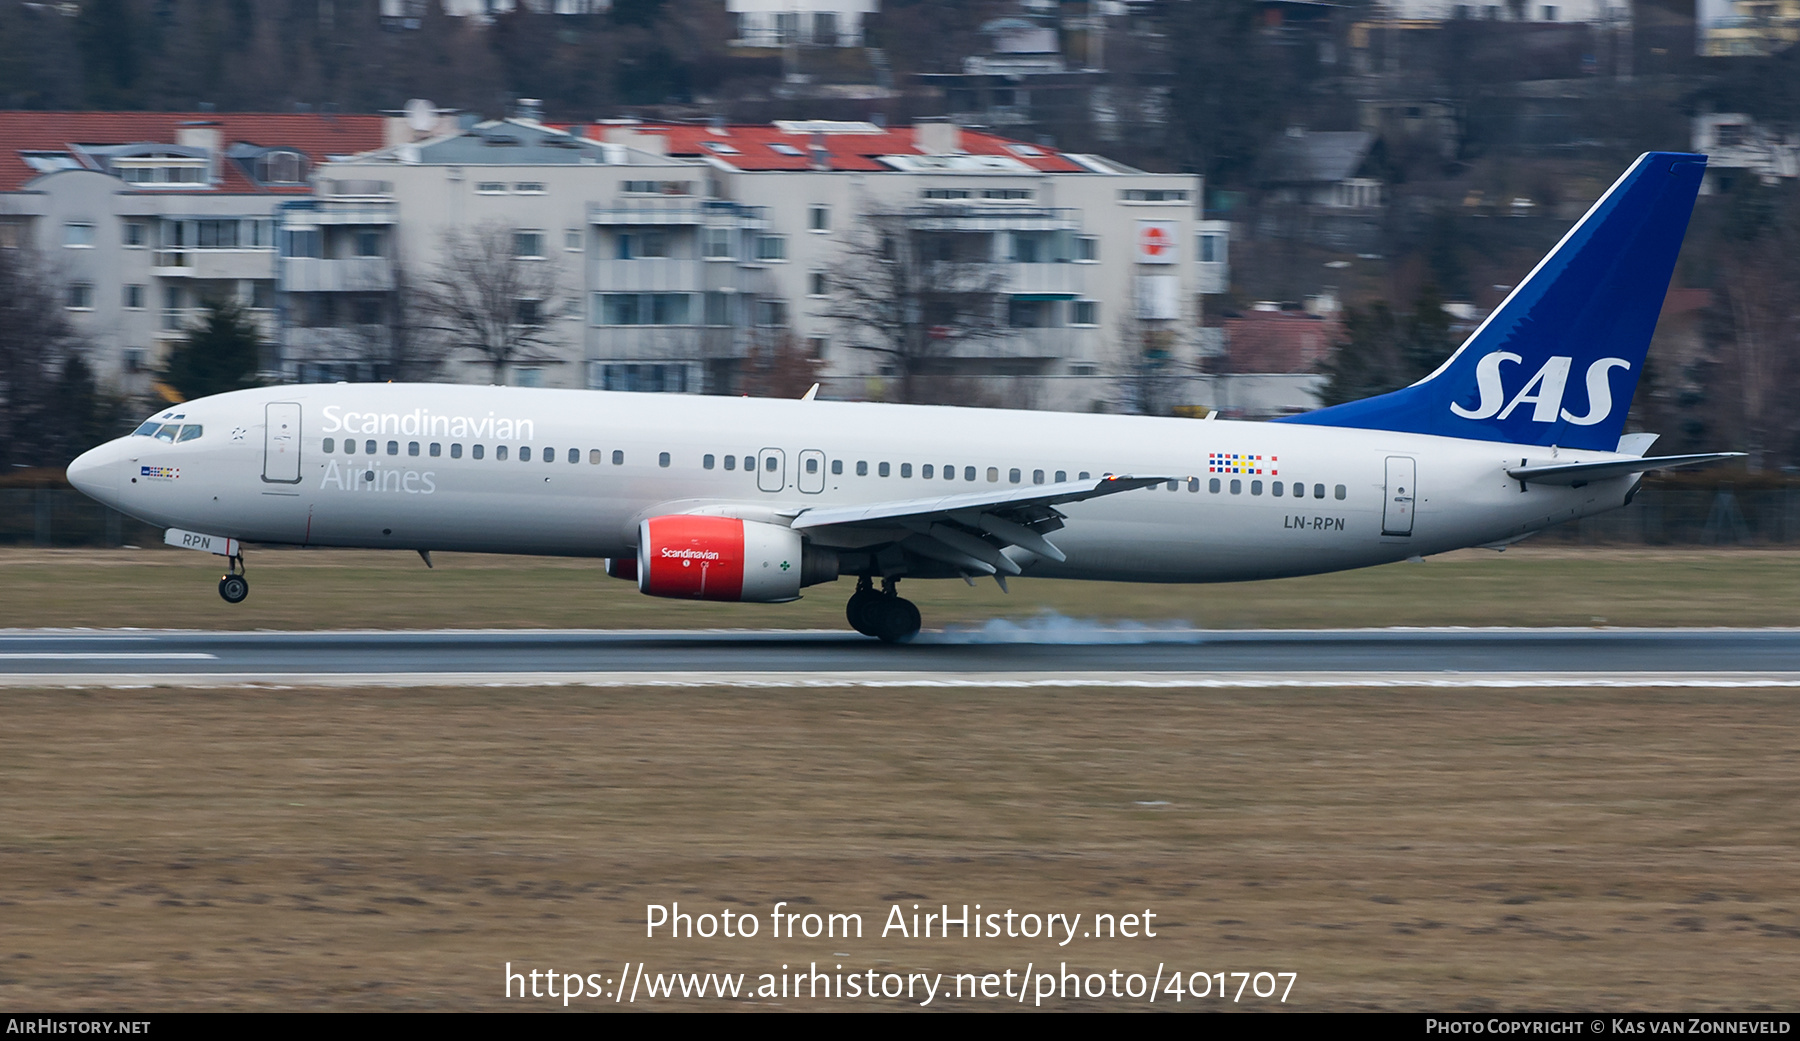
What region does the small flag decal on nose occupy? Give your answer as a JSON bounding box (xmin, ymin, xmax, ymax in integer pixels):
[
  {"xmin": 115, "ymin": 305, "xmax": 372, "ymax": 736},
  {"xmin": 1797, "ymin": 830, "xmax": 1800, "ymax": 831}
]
[
  {"xmin": 1208, "ymin": 453, "xmax": 1277, "ymax": 476},
  {"xmin": 140, "ymin": 466, "xmax": 180, "ymax": 479}
]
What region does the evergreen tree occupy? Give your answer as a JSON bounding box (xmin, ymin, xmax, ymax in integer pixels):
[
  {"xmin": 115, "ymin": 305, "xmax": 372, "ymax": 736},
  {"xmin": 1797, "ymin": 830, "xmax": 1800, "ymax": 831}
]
[
  {"xmin": 160, "ymin": 298, "xmax": 264, "ymax": 401},
  {"xmin": 1317, "ymin": 287, "xmax": 1455, "ymax": 407}
]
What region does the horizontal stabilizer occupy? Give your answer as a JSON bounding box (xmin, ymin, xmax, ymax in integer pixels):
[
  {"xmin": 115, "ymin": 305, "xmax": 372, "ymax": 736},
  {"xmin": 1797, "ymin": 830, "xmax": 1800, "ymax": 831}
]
[{"xmin": 1507, "ymin": 452, "xmax": 1744, "ymax": 485}]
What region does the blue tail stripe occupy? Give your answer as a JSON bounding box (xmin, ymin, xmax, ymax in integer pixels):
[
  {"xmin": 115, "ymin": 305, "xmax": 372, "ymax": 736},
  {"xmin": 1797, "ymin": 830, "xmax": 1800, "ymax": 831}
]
[{"xmin": 1277, "ymin": 152, "xmax": 1705, "ymax": 451}]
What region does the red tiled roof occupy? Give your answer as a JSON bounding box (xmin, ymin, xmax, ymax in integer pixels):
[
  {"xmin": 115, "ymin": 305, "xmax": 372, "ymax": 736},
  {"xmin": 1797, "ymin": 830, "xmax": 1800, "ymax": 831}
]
[
  {"xmin": 0, "ymin": 111, "xmax": 386, "ymax": 193},
  {"xmin": 1220, "ymin": 310, "xmax": 1342, "ymax": 374},
  {"xmin": 580, "ymin": 122, "xmax": 1089, "ymax": 174}
]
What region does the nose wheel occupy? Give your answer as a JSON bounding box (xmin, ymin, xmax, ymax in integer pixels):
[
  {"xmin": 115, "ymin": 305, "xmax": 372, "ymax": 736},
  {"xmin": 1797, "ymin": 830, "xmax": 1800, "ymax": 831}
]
[
  {"xmin": 846, "ymin": 576, "xmax": 921, "ymax": 643},
  {"xmin": 218, "ymin": 554, "xmax": 248, "ymax": 604}
]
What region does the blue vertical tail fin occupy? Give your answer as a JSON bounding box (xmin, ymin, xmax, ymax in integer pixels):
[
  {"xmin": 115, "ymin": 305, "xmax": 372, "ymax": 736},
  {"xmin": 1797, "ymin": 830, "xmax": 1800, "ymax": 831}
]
[{"xmin": 1278, "ymin": 152, "xmax": 1706, "ymax": 451}]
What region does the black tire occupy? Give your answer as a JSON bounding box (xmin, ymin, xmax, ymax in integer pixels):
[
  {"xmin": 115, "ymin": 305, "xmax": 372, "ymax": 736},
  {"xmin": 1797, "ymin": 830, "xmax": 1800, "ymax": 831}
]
[
  {"xmin": 846, "ymin": 587, "xmax": 882, "ymax": 636},
  {"xmin": 871, "ymin": 596, "xmax": 922, "ymax": 644},
  {"xmin": 219, "ymin": 574, "xmax": 249, "ymax": 604}
]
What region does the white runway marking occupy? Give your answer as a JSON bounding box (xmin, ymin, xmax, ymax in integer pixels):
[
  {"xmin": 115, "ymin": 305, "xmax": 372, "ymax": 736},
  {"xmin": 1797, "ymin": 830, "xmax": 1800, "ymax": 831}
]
[
  {"xmin": 4, "ymin": 671, "xmax": 1800, "ymax": 689},
  {"xmin": 0, "ymin": 653, "xmax": 217, "ymax": 661}
]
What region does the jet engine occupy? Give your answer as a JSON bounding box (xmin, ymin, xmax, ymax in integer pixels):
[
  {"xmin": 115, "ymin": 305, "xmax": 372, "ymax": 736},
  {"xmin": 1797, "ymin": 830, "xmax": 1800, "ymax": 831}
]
[{"xmin": 636, "ymin": 515, "xmax": 838, "ymax": 602}]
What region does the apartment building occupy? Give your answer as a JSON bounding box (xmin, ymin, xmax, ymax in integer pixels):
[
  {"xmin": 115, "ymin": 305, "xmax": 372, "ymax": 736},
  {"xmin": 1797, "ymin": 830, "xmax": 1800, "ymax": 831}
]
[
  {"xmin": 0, "ymin": 112, "xmax": 387, "ymax": 396},
  {"xmin": 302, "ymin": 116, "xmax": 1226, "ymax": 411}
]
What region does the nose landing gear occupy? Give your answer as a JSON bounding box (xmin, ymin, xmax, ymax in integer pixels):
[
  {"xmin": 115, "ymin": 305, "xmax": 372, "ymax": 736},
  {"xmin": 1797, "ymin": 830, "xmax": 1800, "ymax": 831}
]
[
  {"xmin": 218, "ymin": 553, "xmax": 248, "ymax": 604},
  {"xmin": 846, "ymin": 575, "xmax": 921, "ymax": 643}
]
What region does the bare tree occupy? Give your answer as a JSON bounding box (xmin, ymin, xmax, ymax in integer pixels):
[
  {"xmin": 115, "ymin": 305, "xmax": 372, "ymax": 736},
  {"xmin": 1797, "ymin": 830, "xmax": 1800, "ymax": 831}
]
[
  {"xmin": 738, "ymin": 329, "xmax": 826, "ymax": 399},
  {"xmin": 0, "ymin": 243, "xmax": 94, "ymax": 469},
  {"xmin": 418, "ymin": 223, "xmax": 563, "ymax": 384},
  {"xmin": 814, "ymin": 210, "xmax": 1010, "ymax": 404}
]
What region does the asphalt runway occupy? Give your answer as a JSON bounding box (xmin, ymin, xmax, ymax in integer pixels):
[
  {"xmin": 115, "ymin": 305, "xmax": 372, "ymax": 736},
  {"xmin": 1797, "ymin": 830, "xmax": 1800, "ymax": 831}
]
[{"xmin": 5, "ymin": 625, "xmax": 1800, "ymax": 687}]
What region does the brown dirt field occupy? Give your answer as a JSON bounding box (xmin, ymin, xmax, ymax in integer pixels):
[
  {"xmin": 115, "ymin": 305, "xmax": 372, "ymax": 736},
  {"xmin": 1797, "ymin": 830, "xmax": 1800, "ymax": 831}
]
[
  {"xmin": 3, "ymin": 545, "xmax": 1800, "ymax": 630},
  {"xmin": 2, "ymin": 685, "xmax": 1798, "ymax": 1011}
]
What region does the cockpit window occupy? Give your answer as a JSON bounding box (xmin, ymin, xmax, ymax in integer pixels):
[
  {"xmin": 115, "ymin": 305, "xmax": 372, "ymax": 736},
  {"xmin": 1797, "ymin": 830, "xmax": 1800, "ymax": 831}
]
[
  {"xmin": 176, "ymin": 424, "xmax": 203, "ymax": 442},
  {"xmin": 133, "ymin": 421, "xmax": 161, "ymax": 437},
  {"xmin": 154, "ymin": 425, "xmax": 178, "ymax": 442}
]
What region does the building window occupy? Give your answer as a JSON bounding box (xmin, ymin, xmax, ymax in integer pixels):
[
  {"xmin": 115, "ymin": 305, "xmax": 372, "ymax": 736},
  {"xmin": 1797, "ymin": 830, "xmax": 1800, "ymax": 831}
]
[
  {"xmin": 1540, "ymin": 4, "xmax": 1556, "ymax": 18},
  {"xmin": 754, "ymin": 235, "xmax": 787, "ymax": 262},
  {"xmin": 356, "ymin": 230, "xmax": 382, "ymax": 257},
  {"xmin": 123, "ymin": 284, "xmax": 145, "ymax": 310},
  {"xmin": 616, "ymin": 231, "xmax": 669, "ymax": 260},
  {"xmin": 808, "ymin": 272, "xmax": 828, "ymax": 297},
  {"xmin": 1072, "ymin": 300, "xmax": 1098, "ymax": 326},
  {"xmin": 755, "ymin": 299, "xmax": 788, "ymax": 327},
  {"xmin": 477, "ymin": 182, "xmax": 507, "ymax": 194},
  {"xmin": 64, "ymin": 222, "xmax": 95, "ymax": 248},
  {"xmin": 281, "ymin": 228, "xmax": 322, "ymax": 259},
  {"xmin": 809, "ymin": 205, "xmax": 829, "ymax": 232},
  {"xmin": 1008, "ymin": 298, "xmax": 1048, "ymax": 328},
  {"xmin": 1074, "ymin": 235, "xmax": 1098, "ymax": 262},
  {"xmin": 805, "ymin": 336, "xmax": 827, "ymax": 358},
  {"xmin": 983, "ymin": 188, "xmax": 1034, "ymax": 201},
  {"xmin": 66, "ymin": 282, "xmax": 93, "ymax": 310},
  {"xmin": 514, "ymin": 231, "xmax": 545, "ymax": 259},
  {"xmin": 195, "ymin": 220, "xmax": 239, "ymax": 248},
  {"xmin": 514, "ymin": 182, "xmax": 545, "ymax": 194},
  {"xmin": 598, "ymin": 364, "xmax": 692, "ymax": 394},
  {"xmin": 702, "ymin": 227, "xmax": 734, "ymax": 259},
  {"xmin": 1200, "ymin": 233, "xmax": 1224, "ymax": 264},
  {"xmin": 515, "ymin": 368, "xmax": 543, "ymax": 387},
  {"xmin": 595, "ymin": 293, "xmax": 694, "ymax": 326},
  {"xmin": 703, "ymin": 292, "xmax": 730, "ymax": 326},
  {"xmin": 922, "ymin": 188, "xmax": 972, "ymax": 200},
  {"xmin": 1120, "ymin": 189, "xmax": 1188, "ymax": 202},
  {"xmin": 564, "ymin": 228, "xmax": 583, "ymax": 252},
  {"xmin": 123, "ymin": 221, "xmax": 147, "ymax": 248},
  {"xmin": 251, "ymin": 281, "xmax": 275, "ymax": 310},
  {"xmin": 515, "ymin": 299, "xmax": 544, "ymax": 326},
  {"xmin": 255, "ymin": 151, "xmax": 307, "ymax": 184}
]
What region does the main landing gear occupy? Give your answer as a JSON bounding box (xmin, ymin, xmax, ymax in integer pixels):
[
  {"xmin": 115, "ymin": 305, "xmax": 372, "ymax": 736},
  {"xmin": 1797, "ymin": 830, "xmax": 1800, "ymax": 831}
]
[
  {"xmin": 218, "ymin": 553, "xmax": 248, "ymax": 604},
  {"xmin": 846, "ymin": 575, "xmax": 921, "ymax": 643}
]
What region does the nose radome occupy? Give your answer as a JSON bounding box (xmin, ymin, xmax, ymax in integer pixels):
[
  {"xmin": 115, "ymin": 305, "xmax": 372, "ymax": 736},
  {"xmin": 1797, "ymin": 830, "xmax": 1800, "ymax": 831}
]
[{"xmin": 66, "ymin": 442, "xmax": 118, "ymax": 506}]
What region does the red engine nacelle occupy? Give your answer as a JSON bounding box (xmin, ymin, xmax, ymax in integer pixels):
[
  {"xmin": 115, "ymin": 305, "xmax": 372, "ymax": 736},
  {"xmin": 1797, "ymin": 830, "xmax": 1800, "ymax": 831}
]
[{"xmin": 636, "ymin": 515, "xmax": 836, "ymax": 603}]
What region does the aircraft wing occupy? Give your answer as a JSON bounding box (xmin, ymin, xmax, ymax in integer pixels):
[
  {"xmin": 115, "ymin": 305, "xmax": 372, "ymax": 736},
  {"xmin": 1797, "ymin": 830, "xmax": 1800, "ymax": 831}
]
[
  {"xmin": 786, "ymin": 474, "xmax": 1173, "ymax": 577},
  {"xmin": 1506, "ymin": 452, "xmax": 1744, "ymax": 486}
]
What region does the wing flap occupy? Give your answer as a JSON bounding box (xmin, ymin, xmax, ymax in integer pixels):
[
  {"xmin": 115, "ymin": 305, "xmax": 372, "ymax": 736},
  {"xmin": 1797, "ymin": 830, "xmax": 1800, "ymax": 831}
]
[
  {"xmin": 789, "ymin": 473, "xmax": 1173, "ymax": 573},
  {"xmin": 789, "ymin": 474, "xmax": 1172, "ymax": 531}
]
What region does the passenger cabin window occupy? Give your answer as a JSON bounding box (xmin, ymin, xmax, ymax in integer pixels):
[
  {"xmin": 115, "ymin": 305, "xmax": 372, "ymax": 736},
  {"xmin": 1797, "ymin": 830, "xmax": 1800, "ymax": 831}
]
[
  {"xmin": 497, "ymin": 446, "xmax": 508, "ymax": 461},
  {"xmin": 520, "ymin": 446, "xmax": 532, "ymax": 462},
  {"xmin": 725, "ymin": 456, "xmax": 737, "ymax": 471},
  {"xmin": 1335, "ymin": 484, "xmax": 1347, "ymax": 500},
  {"xmin": 704, "ymin": 454, "xmax": 716, "ymax": 470},
  {"xmin": 922, "ymin": 464, "xmax": 934, "ymax": 478},
  {"xmin": 659, "ymin": 452, "xmax": 671, "ymax": 467},
  {"xmin": 590, "ymin": 449, "xmax": 601, "ymax": 464},
  {"xmin": 409, "ymin": 441, "xmax": 420, "ymax": 457},
  {"xmin": 613, "ymin": 450, "xmax": 624, "ymax": 465},
  {"xmin": 365, "ymin": 440, "xmax": 377, "ymax": 454},
  {"xmin": 900, "ymin": 463, "xmax": 912, "ymax": 478},
  {"xmin": 323, "ymin": 437, "xmax": 334, "ymax": 453},
  {"xmin": 387, "ymin": 441, "xmax": 399, "ymax": 456},
  {"xmin": 568, "ymin": 449, "xmax": 578, "ymax": 464},
  {"xmin": 473, "ymin": 445, "xmax": 485, "ymax": 459},
  {"xmin": 451, "ymin": 444, "xmax": 463, "ymax": 459}
]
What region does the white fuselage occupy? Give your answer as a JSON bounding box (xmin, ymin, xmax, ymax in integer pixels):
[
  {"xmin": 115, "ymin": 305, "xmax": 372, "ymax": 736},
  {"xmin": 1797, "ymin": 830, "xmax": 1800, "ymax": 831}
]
[{"xmin": 70, "ymin": 384, "xmax": 1637, "ymax": 584}]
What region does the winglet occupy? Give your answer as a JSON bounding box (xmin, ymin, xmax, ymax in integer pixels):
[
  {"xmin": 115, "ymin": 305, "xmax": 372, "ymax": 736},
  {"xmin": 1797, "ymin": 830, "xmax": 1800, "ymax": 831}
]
[{"xmin": 800, "ymin": 383, "xmax": 820, "ymax": 401}]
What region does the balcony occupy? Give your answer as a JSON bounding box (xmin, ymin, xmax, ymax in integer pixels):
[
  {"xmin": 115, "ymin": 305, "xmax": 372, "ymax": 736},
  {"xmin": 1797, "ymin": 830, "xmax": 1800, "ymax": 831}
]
[
  {"xmin": 281, "ymin": 257, "xmax": 395, "ymax": 293},
  {"xmin": 592, "ymin": 257, "xmax": 705, "ymax": 293},
  {"xmin": 152, "ymin": 248, "xmax": 277, "ymax": 280},
  {"xmin": 1002, "ymin": 262, "xmax": 1084, "ymax": 297},
  {"xmin": 589, "ymin": 199, "xmax": 768, "ymax": 227}
]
